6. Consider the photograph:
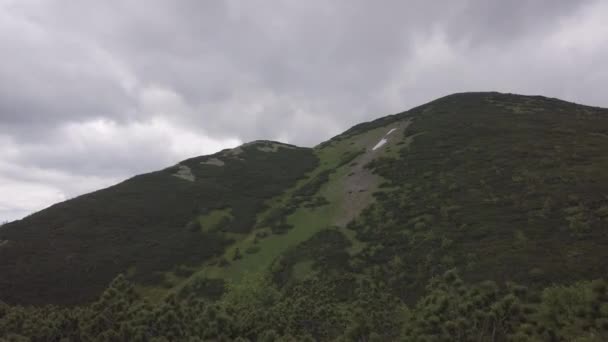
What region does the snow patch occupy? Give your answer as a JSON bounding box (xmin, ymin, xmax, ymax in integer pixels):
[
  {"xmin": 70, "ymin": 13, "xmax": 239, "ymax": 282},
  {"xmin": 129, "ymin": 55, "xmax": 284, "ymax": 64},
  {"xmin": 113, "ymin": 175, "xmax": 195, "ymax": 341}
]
[
  {"xmin": 371, "ymin": 127, "xmax": 398, "ymax": 151},
  {"xmin": 372, "ymin": 138, "xmax": 387, "ymax": 151}
]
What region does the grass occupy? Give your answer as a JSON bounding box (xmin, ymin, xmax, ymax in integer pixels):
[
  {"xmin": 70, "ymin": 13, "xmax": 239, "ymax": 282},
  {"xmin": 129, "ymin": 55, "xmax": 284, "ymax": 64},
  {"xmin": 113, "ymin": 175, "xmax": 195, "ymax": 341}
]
[
  {"xmin": 341, "ymin": 226, "xmax": 366, "ymax": 255},
  {"xmin": 198, "ymin": 208, "xmax": 233, "ymax": 232},
  {"xmin": 168, "ymin": 119, "xmax": 405, "ymax": 291},
  {"xmin": 217, "ymin": 123, "xmax": 402, "ymax": 281},
  {"xmin": 180, "ymin": 167, "xmax": 344, "ymax": 284}
]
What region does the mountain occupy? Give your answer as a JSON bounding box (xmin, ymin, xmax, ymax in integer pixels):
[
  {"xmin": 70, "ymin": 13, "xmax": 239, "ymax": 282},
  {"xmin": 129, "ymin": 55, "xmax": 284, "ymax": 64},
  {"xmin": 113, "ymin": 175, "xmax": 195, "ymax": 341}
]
[
  {"xmin": 0, "ymin": 140, "xmax": 318, "ymax": 305},
  {"xmin": 2, "ymin": 92, "xmax": 608, "ymax": 340}
]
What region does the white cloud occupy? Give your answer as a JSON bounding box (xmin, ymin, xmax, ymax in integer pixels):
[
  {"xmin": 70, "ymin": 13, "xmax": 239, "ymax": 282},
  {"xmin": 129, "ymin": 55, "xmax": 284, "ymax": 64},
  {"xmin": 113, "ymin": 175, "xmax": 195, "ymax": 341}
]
[
  {"xmin": 1, "ymin": 0, "xmax": 607, "ymax": 221},
  {"xmin": 381, "ymin": 0, "xmax": 608, "ymax": 112},
  {"xmin": 548, "ymin": 0, "xmax": 608, "ymax": 54},
  {"xmin": 0, "ymin": 177, "xmax": 66, "ymax": 222},
  {"xmin": 0, "ymin": 118, "xmax": 241, "ymax": 221}
]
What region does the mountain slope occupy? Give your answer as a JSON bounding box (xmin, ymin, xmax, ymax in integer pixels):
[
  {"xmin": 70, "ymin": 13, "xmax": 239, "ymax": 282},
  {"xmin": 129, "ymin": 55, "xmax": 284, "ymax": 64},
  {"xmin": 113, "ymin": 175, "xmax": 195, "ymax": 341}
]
[
  {"xmin": 2, "ymin": 92, "xmax": 608, "ymax": 340},
  {"xmin": 347, "ymin": 92, "xmax": 608, "ymax": 301},
  {"xmin": 0, "ymin": 141, "xmax": 318, "ymax": 305}
]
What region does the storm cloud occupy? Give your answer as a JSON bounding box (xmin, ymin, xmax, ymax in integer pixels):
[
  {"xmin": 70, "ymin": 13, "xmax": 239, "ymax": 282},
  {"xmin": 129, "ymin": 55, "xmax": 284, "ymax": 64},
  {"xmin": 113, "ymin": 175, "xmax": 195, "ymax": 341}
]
[{"xmin": 1, "ymin": 0, "xmax": 607, "ymax": 221}]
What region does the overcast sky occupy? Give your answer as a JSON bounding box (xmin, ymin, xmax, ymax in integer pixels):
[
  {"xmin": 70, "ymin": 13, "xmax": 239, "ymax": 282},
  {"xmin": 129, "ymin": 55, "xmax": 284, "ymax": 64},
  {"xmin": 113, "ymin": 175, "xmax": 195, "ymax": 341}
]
[{"xmin": 1, "ymin": 0, "xmax": 607, "ymax": 222}]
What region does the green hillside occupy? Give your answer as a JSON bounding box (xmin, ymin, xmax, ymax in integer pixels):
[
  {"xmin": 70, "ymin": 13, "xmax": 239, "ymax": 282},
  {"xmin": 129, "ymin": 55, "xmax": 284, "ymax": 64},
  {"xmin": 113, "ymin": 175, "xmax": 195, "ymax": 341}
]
[
  {"xmin": 2, "ymin": 92, "xmax": 608, "ymax": 341},
  {"xmin": 0, "ymin": 141, "xmax": 318, "ymax": 305}
]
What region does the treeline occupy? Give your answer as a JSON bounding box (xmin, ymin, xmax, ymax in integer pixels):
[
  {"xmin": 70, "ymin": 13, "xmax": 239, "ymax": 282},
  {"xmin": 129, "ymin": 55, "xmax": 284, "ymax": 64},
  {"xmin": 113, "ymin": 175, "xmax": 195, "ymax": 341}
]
[{"xmin": 1, "ymin": 270, "xmax": 607, "ymax": 341}]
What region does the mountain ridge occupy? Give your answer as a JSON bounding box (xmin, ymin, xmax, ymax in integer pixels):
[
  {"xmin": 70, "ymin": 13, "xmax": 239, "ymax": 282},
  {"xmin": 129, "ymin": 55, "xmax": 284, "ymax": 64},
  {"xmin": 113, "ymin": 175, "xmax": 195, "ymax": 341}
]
[
  {"xmin": 3, "ymin": 91, "xmax": 608, "ymax": 305},
  {"xmin": 2, "ymin": 91, "xmax": 608, "ymax": 340}
]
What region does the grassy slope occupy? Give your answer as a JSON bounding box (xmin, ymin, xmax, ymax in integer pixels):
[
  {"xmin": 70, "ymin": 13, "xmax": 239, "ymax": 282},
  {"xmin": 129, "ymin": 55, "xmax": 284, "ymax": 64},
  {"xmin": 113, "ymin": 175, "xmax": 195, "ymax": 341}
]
[
  {"xmin": 183, "ymin": 91, "xmax": 608, "ymax": 306},
  {"xmin": 169, "ymin": 119, "xmax": 409, "ymax": 296}
]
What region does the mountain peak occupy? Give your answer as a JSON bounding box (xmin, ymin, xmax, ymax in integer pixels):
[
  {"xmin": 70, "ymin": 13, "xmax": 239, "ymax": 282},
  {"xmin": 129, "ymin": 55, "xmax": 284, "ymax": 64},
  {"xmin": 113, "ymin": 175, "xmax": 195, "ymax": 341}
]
[{"xmin": 2, "ymin": 93, "xmax": 608, "ymax": 341}]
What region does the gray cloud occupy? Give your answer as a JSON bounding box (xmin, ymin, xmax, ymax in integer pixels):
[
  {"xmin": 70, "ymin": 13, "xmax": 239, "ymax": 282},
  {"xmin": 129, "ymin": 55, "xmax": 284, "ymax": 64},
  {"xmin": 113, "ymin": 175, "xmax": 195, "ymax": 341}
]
[{"xmin": 1, "ymin": 0, "xmax": 607, "ymax": 221}]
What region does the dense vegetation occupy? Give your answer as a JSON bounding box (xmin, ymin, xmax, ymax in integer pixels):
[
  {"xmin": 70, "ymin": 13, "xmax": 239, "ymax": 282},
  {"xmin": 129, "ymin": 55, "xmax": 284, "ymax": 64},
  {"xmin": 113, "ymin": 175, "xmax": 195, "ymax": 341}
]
[
  {"xmin": 1, "ymin": 268, "xmax": 607, "ymax": 341},
  {"xmin": 2, "ymin": 92, "xmax": 608, "ymax": 340},
  {"xmin": 0, "ymin": 142, "xmax": 318, "ymax": 305},
  {"xmin": 351, "ymin": 93, "xmax": 608, "ymax": 303}
]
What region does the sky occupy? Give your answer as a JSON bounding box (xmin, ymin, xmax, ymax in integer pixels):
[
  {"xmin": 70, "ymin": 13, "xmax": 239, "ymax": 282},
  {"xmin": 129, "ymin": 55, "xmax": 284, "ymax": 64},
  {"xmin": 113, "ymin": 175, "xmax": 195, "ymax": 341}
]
[{"xmin": 1, "ymin": 0, "xmax": 608, "ymax": 222}]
